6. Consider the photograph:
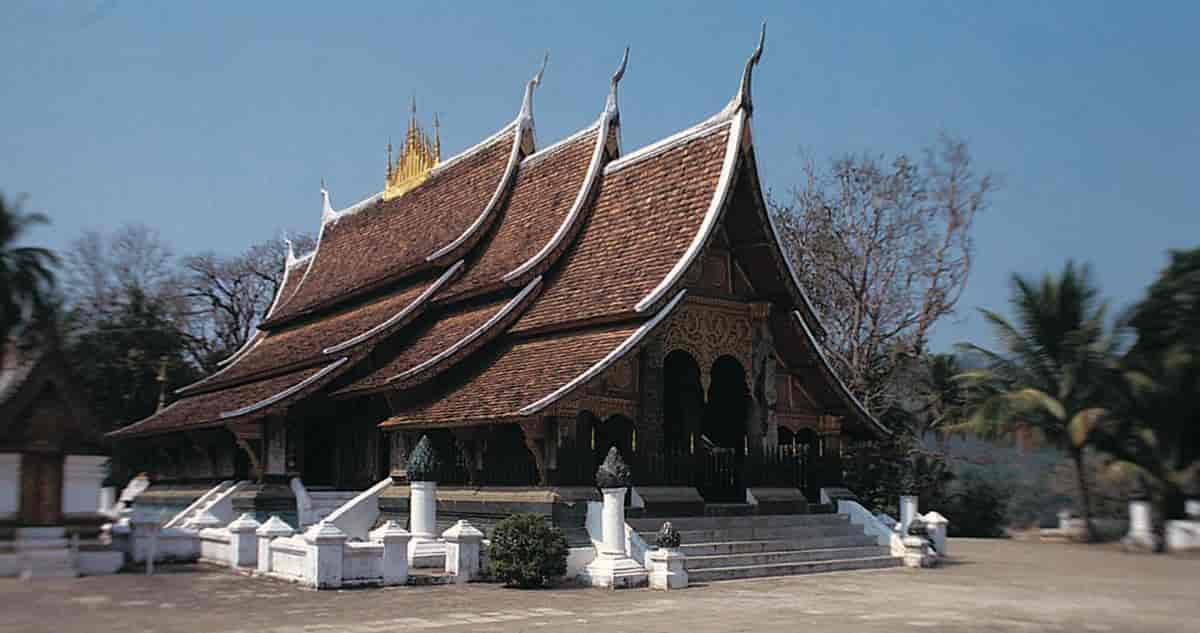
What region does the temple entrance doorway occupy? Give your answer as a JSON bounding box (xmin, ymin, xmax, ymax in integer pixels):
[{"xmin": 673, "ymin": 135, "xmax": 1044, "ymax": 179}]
[
  {"xmin": 699, "ymin": 355, "xmax": 750, "ymax": 502},
  {"xmin": 662, "ymin": 350, "xmax": 704, "ymax": 455}
]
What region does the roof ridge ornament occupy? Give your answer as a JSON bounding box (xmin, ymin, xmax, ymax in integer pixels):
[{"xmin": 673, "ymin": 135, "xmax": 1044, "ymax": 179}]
[
  {"xmin": 733, "ymin": 22, "xmax": 766, "ymax": 114},
  {"xmin": 283, "ymin": 231, "xmax": 297, "ymax": 267},
  {"xmin": 518, "ymin": 51, "xmax": 549, "ymax": 125},
  {"xmin": 605, "ymin": 46, "xmax": 630, "ymax": 118},
  {"xmin": 320, "ymin": 180, "xmax": 337, "ymax": 223}
]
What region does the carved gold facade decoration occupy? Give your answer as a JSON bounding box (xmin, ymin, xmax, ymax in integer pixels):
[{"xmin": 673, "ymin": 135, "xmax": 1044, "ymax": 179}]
[
  {"xmin": 657, "ymin": 296, "xmax": 755, "ymax": 390},
  {"xmin": 384, "ymin": 99, "xmax": 441, "ymax": 201}
]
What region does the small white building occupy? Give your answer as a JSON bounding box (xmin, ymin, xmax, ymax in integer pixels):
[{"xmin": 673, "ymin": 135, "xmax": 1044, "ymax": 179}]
[{"xmin": 0, "ymin": 331, "xmax": 122, "ymax": 577}]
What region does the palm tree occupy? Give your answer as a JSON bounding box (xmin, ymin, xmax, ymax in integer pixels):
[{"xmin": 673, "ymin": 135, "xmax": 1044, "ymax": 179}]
[
  {"xmin": 0, "ymin": 193, "xmax": 59, "ymax": 362},
  {"xmin": 1099, "ymin": 248, "xmax": 1200, "ymax": 522},
  {"xmin": 914, "ymin": 353, "xmax": 968, "ymax": 450},
  {"xmin": 954, "ymin": 261, "xmax": 1118, "ymax": 542}
]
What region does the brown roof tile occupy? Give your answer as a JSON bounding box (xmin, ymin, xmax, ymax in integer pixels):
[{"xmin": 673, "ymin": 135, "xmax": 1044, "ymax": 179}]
[
  {"xmin": 109, "ymin": 361, "xmax": 340, "ymax": 438},
  {"xmin": 511, "ymin": 122, "xmax": 731, "ymax": 334},
  {"xmin": 443, "ymin": 126, "xmax": 597, "ymax": 297},
  {"xmin": 381, "ymin": 323, "xmax": 640, "ymax": 428},
  {"xmin": 339, "ymin": 294, "xmax": 517, "ymax": 395},
  {"xmin": 268, "ymin": 129, "xmax": 517, "ymax": 323},
  {"xmin": 182, "ymin": 275, "xmax": 438, "ymax": 395}
]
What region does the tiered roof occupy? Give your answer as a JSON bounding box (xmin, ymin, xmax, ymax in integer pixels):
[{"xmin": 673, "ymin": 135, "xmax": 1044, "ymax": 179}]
[{"xmin": 111, "ymin": 32, "xmax": 886, "ymax": 440}]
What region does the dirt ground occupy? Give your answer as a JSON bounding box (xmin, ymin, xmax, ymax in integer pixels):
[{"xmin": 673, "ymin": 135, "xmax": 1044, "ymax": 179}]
[{"xmin": 1, "ymin": 538, "xmax": 1197, "ymax": 633}]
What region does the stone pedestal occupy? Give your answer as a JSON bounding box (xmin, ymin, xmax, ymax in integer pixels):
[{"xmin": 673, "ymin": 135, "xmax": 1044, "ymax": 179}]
[
  {"xmin": 303, "ymin": 521, "xmax": 347, "ymax": 589},
  {"xmin": 1122, "ymin": 499, "xmax": 1160, "ymax": 552},
  {"xmin": 923, "ymin": 511, "xmax": 949, "ymax": 556},
  {"xmin": 648, "ymin": 547, "xmax": 687, "ymax": 590},
  {"xmin": 407, "ymin": 480, "xmax": 444, "ymax": 567},
  {"xmin": 370, "ymin": 520, "xmax": 411, "ymax": 586},
  {"xmin": 255, "ymin": 516, "xmax": 294, "ymax": 574},
  {"xmin": 902, "ymin": 535, "xmax": 937, "ymax": 568},
  {"xmin": 227, "ymin": 513, "xmax": 261, "ymax": 569},
  {"xmin": 442, "ymin": 520, "xmax": 484, "ymax": 583},
  {"xmin": 581, "ymin": 487, "xmax": 646, "ymax": 589}
]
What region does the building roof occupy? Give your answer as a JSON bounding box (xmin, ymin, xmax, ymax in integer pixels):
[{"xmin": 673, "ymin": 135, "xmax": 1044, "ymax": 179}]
[{"xmin": 110, "ymin": 36, "xmax": 888, "ymax": 441}]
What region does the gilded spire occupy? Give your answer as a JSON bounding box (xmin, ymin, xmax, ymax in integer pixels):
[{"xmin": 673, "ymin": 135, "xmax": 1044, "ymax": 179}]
[{"xmin": 384, "ymin": 97, "xmax": 440, "ymax": 201}]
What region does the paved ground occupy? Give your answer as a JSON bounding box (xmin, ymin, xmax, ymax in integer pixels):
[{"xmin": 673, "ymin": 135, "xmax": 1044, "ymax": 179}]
[{"xmin": 2, "ymin": 539, "xmax": 1197, "ymax": 633}]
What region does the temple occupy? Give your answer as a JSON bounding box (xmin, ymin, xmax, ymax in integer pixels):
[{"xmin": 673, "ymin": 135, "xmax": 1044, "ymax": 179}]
[{"xmin": 109, "ymin": 36, "xmax": 890, "ymax": 544}]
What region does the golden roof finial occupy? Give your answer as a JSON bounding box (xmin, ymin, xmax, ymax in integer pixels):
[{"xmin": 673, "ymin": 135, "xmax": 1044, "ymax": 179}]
[{"xmin": 384, "ymin": 96, "xmax": 439, "ymax": 201}]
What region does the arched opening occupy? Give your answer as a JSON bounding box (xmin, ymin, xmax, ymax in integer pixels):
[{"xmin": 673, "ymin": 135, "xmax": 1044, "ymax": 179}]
[
  {"xmin": 703, "ymin": 355, "xmax": 750, "ymax": 451},
  {"xmin": 663, "ymin": 350, "xmax": 704, "ymax": 455}
]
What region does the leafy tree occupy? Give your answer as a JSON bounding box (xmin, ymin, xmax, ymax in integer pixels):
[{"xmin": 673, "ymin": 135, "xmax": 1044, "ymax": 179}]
[
  {"xmin": 772, "ymin": 134, "xmax": 995, "ymax": 414},
  {"xmin": 0, "ymin": 193, "xmax": 59, "ymax": 363},
  {"xmin": 954, "ymin": 261, "xmax": 1118, "ymax": 541},
  {"xmin": 65, "ymin": 285, "xmax": 199, "ymax": 432},
  {"xmin": 1099, "ymin": 247, "xmax": 1200, "ymax": 521}
]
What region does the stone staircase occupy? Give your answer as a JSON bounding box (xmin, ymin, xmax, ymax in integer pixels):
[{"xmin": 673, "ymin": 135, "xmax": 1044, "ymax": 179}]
[{"xmin": 628, "ymin": 512, "xmax": 900, "ymax": 583}]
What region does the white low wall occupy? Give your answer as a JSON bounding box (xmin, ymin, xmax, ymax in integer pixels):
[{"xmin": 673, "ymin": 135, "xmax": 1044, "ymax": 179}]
[
  {"xmin": 266, "ymin": 536, "xmax": 309, "ymax": 582},
  {"xmin": 342, "ymin": 542, "xmax": 385, "ymax": 585},
  {"xmin": 62, "ymin": 455, "xmax": 107, "ymax": 516},
  {"xmin": 199, "ymin": 528, "xmax": 232, "ymax": 565}
]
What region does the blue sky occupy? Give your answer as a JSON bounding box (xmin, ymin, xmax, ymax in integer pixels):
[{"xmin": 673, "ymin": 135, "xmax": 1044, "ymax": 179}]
[{"xmin": 3, "ymin": 1, "xmax": 1197, "ymax": 350}]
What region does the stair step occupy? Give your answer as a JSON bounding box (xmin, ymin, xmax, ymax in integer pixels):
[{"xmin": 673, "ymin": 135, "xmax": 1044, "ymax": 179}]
[
  {"xmin": 656, "ymin": 524, "xmax": 865, "ymax": 542},
  {"xmin": 628, "ymin": 513, "xmax": 849, "ymax": 531},
  {"xmin": 688, "ymin": 556, "xmax": 902, "ymax": 583},
  {"xmin": 677, "ymin": 535, "xmax": 880, "ymax": 556},
  {"xmin": 686, "ymin": 546, "xmax": 889, "ymax": 569}
]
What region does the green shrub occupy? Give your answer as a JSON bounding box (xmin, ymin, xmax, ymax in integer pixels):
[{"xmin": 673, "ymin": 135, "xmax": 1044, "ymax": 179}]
[
  {"xmin": 932, "ymin": 470, "xmax": 1012, "ymax": 537},
  {"xmin": 487, "ymin": 514, "xmax": 568, "ymax": 588}
]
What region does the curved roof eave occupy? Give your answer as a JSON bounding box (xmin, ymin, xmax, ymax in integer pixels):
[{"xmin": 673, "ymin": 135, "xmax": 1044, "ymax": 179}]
[{"xmin": 519, "ymin": 288, "xmax": 687, "ymax": 416}]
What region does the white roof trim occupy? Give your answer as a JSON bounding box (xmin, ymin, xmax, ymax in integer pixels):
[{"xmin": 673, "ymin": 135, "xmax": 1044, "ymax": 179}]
[
  {"xmin": 219, "ymin": 357, "xmax": 348, "ymax": 419},
  {"xmin": 321, "ymin": 260, "xmax": 464, "ymax": 356},
  {"xmin": 426, "ymin": 122, "xmax": 526, "ymax": 262},
  {"xmin": 177, "ymin": 336, "xmax": 264, "ymax": 395},
  {"xmin": 791, "ymin": 310, "xmax": 891, "ymax": 436},
  {"xmin": 633, "ymin": 110, "xmax": 745, "ymax": 312},
  {"xmin": 323, "ymin": 191, "xmax": 385, "ymax": 225},
  {"xmin": 605, "ymin": 111, "xmax": 733, "ymax": 175},
  {"xmin": 763, "ymin": 175, "xmax": 829, "ymax": 336},
  {"xmin": 389, "ymin": 276, "xmax": 542, "ymax": 384},
  {"xmin": 519, "ymin": 288, "xmax": 687, "ymax": 416},
  {"xmin": 431, "ymin": 121, "xmax": 518, "ymax": 177},
  {"xmin": 503, "ymin": 115, "xmax": 610, "ymax": 283}
]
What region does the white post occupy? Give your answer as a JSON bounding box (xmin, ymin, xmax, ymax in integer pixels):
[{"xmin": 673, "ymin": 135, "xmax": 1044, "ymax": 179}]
[
  {"xmin": 371, "ymin": 520, "xmax": 411, "ymax": 586},
  {"xmin": 442, "ymin": 520, "xmax": 484, "ymax": 583},
  {"xmin": 1122, "ymin": 498, "xmax": 1159, "ymax": 551},
  {"xmin": 922, "ymin": 512, "xmax": 949, "ymax": 557},
  {"xmin": 899, "ymin": 495, "xmax": 918, "ymax": 534},
  {"xmin": 256, "ymin": 516, "xmax": 294, "ymax": 574},
  {"xmin": 304, "ymin": 521, "xmax": 347, "ymax": 589},
  {"xmin": 1186, "ymin": 499, "xmax": 1200, "ymax": 519},
  {"xmin": 600, "ymin": 487, "xmax": 625, "ymax": 555},
  {"xmin": 407, "ymin": 480, "xmax": 442, "ymax": 567},
  {"xmin": 581, "ymin": 486, "xmax": 647, "ymax": 589},
  {"xmin": 227, "ymin": 513, "xmax": 261, "ymax": 569}
]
